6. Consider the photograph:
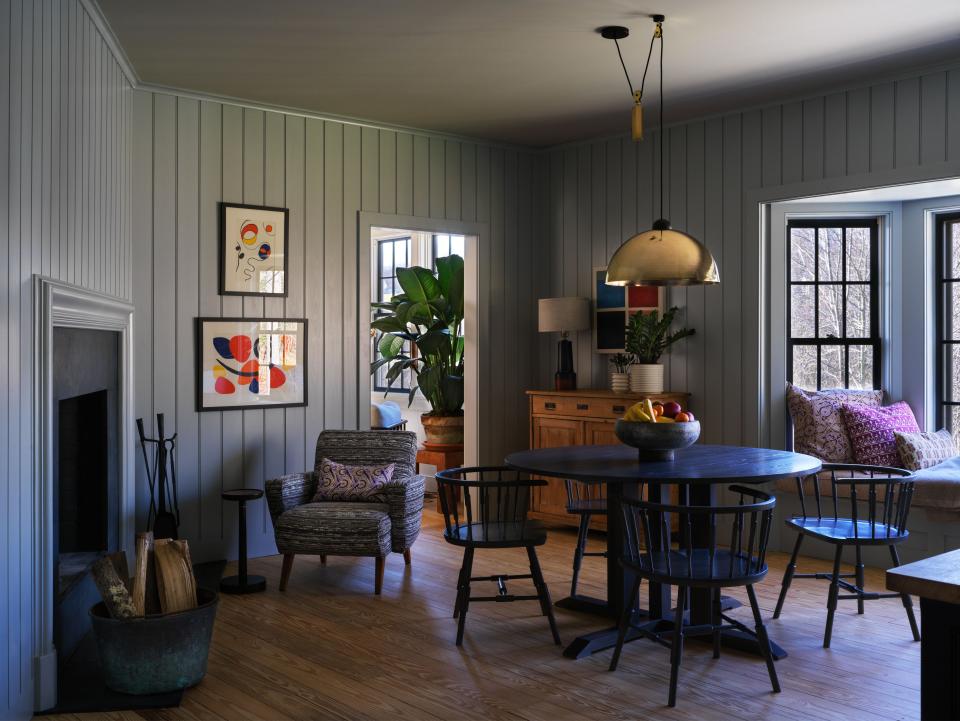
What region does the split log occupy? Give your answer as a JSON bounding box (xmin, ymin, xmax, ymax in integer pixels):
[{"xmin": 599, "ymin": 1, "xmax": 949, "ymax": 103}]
[
  {"xmin": 131, "ymin": 532, "xmax": 157, "ymax": 616},
  {"xmin": 105, "ymin": 551, "xmax": 130, "ymax": 591},
  {"xmin": 154, "ymin": 539, "xmax": 198, "ymax": 614},
  {"xmin": 91, "ymin": 556, "xmax": 137, "ymax": 619}
]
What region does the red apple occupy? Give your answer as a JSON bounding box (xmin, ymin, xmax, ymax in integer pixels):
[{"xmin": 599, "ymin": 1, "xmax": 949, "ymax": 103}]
[{"xmin": 662, "ymin": 401, "xmax": 682, "ymax": 418}]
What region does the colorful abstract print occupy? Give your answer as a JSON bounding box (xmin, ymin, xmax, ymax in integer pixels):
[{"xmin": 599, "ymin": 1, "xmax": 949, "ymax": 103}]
[
  {"xmin": 211, "ymin": 332, "xmax": 296, "ymax": 396},
  {"xmin": 233, "ymin": 218, "xmax": 281, "ymax": 292},
  {"xmin": 313, "ymin": 457, "xmax": 396, "ymax": 502}
]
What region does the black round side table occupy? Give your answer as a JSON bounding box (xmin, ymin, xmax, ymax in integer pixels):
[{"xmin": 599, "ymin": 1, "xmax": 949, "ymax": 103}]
[{"xmin": 220, "ymin": 488, "xmax": 267, "ymax": 594}]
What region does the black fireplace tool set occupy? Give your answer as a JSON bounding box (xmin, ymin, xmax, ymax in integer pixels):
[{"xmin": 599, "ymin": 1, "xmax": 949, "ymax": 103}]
[{"xmin": 136, "ymin": 413, "xmax": 180, "ymax": 540}]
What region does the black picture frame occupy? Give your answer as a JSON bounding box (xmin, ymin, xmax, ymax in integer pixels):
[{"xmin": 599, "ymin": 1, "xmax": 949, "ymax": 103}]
[
  {"xmin": 219, "ymin": 201, "xmax": 290, "ymax": 297},
  {"xmin": 195, "ymin": 317, "xmax": 308, "ymax": 412}
]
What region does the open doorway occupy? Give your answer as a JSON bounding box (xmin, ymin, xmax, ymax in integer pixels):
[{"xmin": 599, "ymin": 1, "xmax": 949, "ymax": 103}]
[{"xmin": 358, "ymin": 212, "xmax": 484, "ymax": 494}]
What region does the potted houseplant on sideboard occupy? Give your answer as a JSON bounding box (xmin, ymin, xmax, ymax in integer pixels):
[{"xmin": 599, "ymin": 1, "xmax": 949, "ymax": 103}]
[
  {"xmin": 371, "ymin": 255, "xmax": 464, "ymax": 447},
  {"xmin": 609, "ymin": 353, "xmax": 633, "ymax": 392},
  {"xmin": 624, "ymin": 306, "xmax": 694, "ymax": 394}
]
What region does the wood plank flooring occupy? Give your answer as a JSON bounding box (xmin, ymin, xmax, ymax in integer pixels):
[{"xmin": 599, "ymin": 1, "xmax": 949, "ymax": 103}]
[{"xmin": 43, "ymin": 510, "xmax": 921, "ymax": 720}]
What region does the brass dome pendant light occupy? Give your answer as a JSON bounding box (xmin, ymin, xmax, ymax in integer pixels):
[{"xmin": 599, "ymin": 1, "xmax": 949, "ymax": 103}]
[{"xmin": 602, "ymin": 16, "xmax": 719, "ymax": 287}]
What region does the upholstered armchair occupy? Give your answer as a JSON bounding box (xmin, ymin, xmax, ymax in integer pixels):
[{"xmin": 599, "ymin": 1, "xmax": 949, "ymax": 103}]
[{"xmin": 265, "ymin": 430, "xmax": 425, "ymax": 594}]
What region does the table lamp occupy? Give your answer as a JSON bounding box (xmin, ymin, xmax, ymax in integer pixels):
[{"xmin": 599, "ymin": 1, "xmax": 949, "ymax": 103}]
[{"xmin": 538, "ymin": 297, "xmax": 591, "ymax": 390}]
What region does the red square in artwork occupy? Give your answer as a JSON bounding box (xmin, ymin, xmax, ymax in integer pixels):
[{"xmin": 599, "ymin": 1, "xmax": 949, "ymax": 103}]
[{"xmin": 628, "ymin": 285, "xmax": 659, "ymax": 308}]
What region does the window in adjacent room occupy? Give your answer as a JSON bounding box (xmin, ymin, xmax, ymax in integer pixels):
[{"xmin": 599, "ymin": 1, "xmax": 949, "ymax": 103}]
[
  {"xmin": 373, "ymin": 235, "xmax": 412, "ymax": 393},
  {"xmin": 936, "ymin": 212, "xmax": 960, "ymax": 439},
  {"xmin": 787, "ymin": 218, "xmax": 880, "ymax": 390}
]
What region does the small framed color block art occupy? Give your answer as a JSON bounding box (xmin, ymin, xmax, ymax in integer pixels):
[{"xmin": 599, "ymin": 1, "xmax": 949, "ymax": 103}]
[
  {"xmin": 593, "ymin": 267, "xmax": 664, "ymax": 353},
  {"xmin": 195, "ymin": 317, "xmax": 307, "ymax": 411},
  {"xmin": 219, "ymin": 202, "xmax": 289, "ymax": 297}
]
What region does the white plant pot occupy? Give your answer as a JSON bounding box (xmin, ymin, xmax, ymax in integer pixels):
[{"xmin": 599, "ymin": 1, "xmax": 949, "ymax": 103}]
[
  {"xmin": 630, "ymin": 364, "xmax": 664, "ymax": 394},
  {"xmin": 610, "ymin": 372, "xmax": 630, "ymax": 393}
]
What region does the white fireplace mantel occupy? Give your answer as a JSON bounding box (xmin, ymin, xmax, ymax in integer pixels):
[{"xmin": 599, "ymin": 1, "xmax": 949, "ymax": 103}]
[{"xmin": 32, "ymin": 276, "xmax": 136, "ymax": 711}]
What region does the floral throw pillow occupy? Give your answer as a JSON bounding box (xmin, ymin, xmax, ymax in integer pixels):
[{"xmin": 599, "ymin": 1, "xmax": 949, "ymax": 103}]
[
  {"xmin": 786, "ymin": 384, "xmax": 883, "ymax": 462},
  {"xmin": 894, "ymin": 429, "xmax": 958, "ymax": 471},
  {"xmin": 312, "ymin": 457, "xmax": 395, "ymax": 502},
  {"xmin": 839, "ymin": 402, "xmax": 920, "ymax": 467}
]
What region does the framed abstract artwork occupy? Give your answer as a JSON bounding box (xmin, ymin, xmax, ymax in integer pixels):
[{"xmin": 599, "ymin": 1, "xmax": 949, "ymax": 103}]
[
  {"xmin": 195, "ymin": 317, "xmax": 307, "ymax": 411},
  {"xmin": 592, "ymin": 266, "xmax": 664, "ymax": 353},
  {"xmin": 219, "ymin": 202, "xmax": 289, "ymax": 297}
]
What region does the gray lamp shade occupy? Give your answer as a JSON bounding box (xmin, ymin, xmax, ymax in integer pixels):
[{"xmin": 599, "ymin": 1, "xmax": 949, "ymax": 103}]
[{"xmin": 538, "ymin": 297, "xmax": 591, "ymax": 333}]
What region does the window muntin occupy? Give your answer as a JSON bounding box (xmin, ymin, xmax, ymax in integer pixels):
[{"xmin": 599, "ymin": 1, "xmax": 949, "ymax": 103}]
[
  {"xmin": 936, "ymin": 214, "xmax": 960, "ymax": 440},
  {"xmin": 787, "ymin": 219, "xmax": 880, "ymax": 391}
]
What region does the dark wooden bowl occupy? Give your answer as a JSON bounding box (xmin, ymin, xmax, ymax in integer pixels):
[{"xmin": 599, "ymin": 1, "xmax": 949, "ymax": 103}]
[{"xmin": 614, "ymin": 419, "xmax": 701, "ymax": 462}]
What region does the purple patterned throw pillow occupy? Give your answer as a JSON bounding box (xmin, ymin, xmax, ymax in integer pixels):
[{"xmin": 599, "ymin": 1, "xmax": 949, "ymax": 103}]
[
  {"xmin": 786, "ymin": 384, "xmax": 883, "ymax": 462},
  {"xmin": 312, "ymin": 457, "xmax": 395, "ymax": 502},
  {"xmin": 839, "ymin": 402, "xmax": 920, "ymax": 467}
]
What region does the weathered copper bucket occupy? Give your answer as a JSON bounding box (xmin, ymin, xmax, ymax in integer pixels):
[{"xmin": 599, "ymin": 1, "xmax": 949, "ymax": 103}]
[{"xmin": 89, "ymin": 588, "xmax": 218, "ymax": 695}]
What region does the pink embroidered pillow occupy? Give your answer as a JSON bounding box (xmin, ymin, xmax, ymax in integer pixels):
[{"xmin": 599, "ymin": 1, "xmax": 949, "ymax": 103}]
[
  {"xmin": 312, "ymin": 457, "xmax": 395, "ymax": 502},
  {"xmin": 786, "ymin": 384, "xmax": 883, "ymax": 462},
  {"xmin": 839, "ymin": 402, "xmax": 920, "ymax": 467}
]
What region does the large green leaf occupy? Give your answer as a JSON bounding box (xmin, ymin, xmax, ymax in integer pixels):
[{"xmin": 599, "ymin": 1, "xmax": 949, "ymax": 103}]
[
  {"xmin": 436, "ymin": 254, "xmax": 464, "ymax": 319},
  {"xmin": 441, "ymin": 374, "xmax": 464, "ymax": 413},
  {"xmin": 370, "ymin": 315, "xmax": 408, "ymax": 333},
  {"xmin": 378, "ymin": 333, "xmax": 405, "ymax": 359},
  {"xmin": 416, "ymin": 329, "xmax": 451, "ymax": 356},
  {"xmin": 396, "ymin": 266, "xmax": 441, "ymax": 302}
]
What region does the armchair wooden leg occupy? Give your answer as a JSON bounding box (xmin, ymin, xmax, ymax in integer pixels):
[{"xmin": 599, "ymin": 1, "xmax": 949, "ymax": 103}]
[
  {"xmin": 320, "ymin": 554, "xmax": 327, "ymax": 566},
  {"xmin": 403, "ymin": 548, "xmax": 412, "ymax": 565},
  {"xmin": 375, "ymin": 556, "xmax": 385, "ymax": 595},
  {"xmin": 279, "ymin": 553, "xmax": 295, "ymax": 591}
]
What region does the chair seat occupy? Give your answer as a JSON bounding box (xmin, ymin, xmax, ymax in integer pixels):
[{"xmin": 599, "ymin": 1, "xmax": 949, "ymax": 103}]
[
  {"xmin": 566, "ymin": 498, "xmax": 608, "ymax": 515},
  {"xmin": 444, "ymin": 520, "xmax": 547, "ymax": 548},
  {"xmin": 624, "ymin": 549, "xmax": 768, "ymax": 587},
  {"xmin": 274, "ymin": 502, "xmax": 392, "ymax": 557},
  {"xmin": 787, "ymin": 516, "xmax": 909, "ymax": 545}
]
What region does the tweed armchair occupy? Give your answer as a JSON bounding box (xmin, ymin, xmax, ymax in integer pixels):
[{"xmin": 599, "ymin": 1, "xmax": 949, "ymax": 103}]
[{"xmin": 266, "ymin": 430, "xmax": 425, "ymax": 594}]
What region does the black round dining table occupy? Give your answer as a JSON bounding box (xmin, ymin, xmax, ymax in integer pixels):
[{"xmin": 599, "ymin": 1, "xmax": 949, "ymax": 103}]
[{"xmin": 505, "ymin": 443, "xmax": 821, "ymax": 660}]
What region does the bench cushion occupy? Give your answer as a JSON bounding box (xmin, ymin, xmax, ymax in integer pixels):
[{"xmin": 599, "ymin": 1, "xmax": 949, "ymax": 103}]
[{"xmin": 274, "ymin": 502, "xmax": 392, "ymax": 556}]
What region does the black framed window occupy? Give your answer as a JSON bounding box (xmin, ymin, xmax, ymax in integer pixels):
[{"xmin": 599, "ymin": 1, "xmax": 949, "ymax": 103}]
[
  {"xmin": 787, "ymin": 218, "xmax": 881, "ymax": 390},
  {"xmin": 373, "ymin": 236, "xmax": 412, "ymax": 393},
  {"xmin": 432, "ymin": 233, "xmax": 465, "ymax": 268},
  {"xmin": 936, "ymin": 213, "xmax": 960, "ymax": 439}
]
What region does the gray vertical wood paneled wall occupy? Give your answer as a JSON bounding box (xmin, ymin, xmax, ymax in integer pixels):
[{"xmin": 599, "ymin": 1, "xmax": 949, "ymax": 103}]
[
  {"xmin": 131, "ymin": 90, "xmax": 548, "ymax": 563},
  {"xmin": 0, "ymin": 0, "xmax": 133, "ymax": 716},
  {"xmin": 543, "ymin": 65, "xmax": 960, "ymax": 449}
]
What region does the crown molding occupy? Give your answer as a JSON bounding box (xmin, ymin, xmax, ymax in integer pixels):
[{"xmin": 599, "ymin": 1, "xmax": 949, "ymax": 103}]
[{"xmin": 77, "ymin": 0, "xmax": 139, "ymax": 86}]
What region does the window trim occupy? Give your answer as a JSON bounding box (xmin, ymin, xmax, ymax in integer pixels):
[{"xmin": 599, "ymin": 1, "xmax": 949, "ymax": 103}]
[
  {"xmin": 786, "ymin": 217, "xmax": 881, "ymax": 390},
  {"xmin": 935, "ymin": 212, "xmax": 960, "ymax": 429}
]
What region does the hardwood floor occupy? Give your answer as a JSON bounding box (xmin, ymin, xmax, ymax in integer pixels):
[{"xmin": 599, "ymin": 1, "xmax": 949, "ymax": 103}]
[{"xmin": 45, "ymin": 510, "xmax": 921, "ymax": 721}]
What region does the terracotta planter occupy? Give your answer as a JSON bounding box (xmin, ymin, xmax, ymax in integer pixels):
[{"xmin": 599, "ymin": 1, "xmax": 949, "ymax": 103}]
[
  {"xmin": 421, "ymin": 413, "xmax": 464, "ymax": 447},
  {"xmin": 630, "ymin": 364, "xmax": 664, "ymax": 394}
]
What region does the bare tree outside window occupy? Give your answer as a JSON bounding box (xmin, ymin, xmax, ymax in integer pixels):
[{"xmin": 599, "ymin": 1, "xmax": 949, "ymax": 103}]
[{"xmin": 787, "ymin": 219, "xmax": 880, "ymax": 392}]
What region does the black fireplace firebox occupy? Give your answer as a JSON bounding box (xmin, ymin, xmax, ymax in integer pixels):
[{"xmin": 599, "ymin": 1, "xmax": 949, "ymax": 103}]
[{"xmin": 58, "ymin": 390, "xmax": 109, "ymax": 554}]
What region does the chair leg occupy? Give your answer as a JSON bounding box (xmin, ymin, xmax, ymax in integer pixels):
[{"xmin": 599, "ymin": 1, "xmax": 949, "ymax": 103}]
[
  {"xmin": 747, "ymin": 584, "xmax": 781, "ymax": 694},
  {"xmin": 570, "ymin": 513, "xmax": 590, "ymax": 598},
  {"xmin": 890, "ymin": 545, "xmax": 921, "ymax": 642},
  {"xmin": 279, "ymin": 553, "xmax": 295, "ymax": 591},
  {"xmin": 455, "ymin": 548, "xmax": 475, "ymax": 646},
  {"xmin": 712, "ymin": 587, "xmax": 722, "ymax": 659},
  {"xmin": 320, "ymin": 554, "xmax": 327, "ymax": 566},
  {"xmin": 668, "ymin": 586, "xmax": 687, "ymax": 708},
  {"xmin": 855, "ymin": 544, "xmax": 865, "ymax": 615},
  {"xmin": 823, "ymin": 544, "xmax": 843, "ymax": 648},
  {"xmin": 609, "ymin": 574, "xmax": 642, "ymax": 672},
  {"xmin": 528, "ymin": 546, "xmax": 561, "ymax": 645},
  {"xmin": 403, "ymin": 548, "xmax": 412, "ymax": 566},
  {"xmin": 375, "ymin": 556, "xmax": 385, "ymax": 595},
  {"xmin": 773, "ymin": 533, "xmax": 804, "ymax": 619}
]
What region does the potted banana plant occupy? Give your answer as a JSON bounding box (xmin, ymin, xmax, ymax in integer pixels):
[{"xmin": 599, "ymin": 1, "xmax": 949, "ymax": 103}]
[
  {"xmin": 371, "ymin": 255, "xmax": 464, "ymax": 447},
  {"xmin": 624, "ymin": 306, "xmax": 694, "ymax": 394}
]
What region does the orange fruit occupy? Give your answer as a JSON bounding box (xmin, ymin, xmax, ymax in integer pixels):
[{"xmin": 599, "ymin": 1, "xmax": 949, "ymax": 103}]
[{"xmin": 674, "ymin": 412, "xmax": 690, "ymax": 422}]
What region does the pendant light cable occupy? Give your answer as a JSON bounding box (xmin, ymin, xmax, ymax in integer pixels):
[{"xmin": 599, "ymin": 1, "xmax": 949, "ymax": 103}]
[
  {"xmin": 614, "ymin": 25, "xmax": 659, "ymax": 102},
  {"xmin": 659, "ymin": 23, "xmax": 664, "ymax": 221},
  {"xmin": 613, "ymin": 38, "xmax": 634, "ymax": 97}
]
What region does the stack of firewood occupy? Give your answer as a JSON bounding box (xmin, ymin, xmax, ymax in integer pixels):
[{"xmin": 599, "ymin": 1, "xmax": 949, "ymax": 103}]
[{"xmin": 91, "ymin": 532, "xmax": 198, "ymax": 618}]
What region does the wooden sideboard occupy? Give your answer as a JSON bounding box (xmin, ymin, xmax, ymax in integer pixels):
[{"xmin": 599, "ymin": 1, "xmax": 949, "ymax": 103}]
[{"xmin": 526, "ymin": 389, "xmax": 691, "ymax": 528}]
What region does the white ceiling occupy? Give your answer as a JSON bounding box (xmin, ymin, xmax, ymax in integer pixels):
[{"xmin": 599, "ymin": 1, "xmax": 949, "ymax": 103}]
[{"xmin": 97, "ymin": 0, "xmax": 960, "ymax": 147}]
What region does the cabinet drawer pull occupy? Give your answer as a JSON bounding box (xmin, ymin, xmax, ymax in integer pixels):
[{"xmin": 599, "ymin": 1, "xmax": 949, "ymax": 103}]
[
  {"xmin": 544, "ymin": 402, "xmax": 556, "ymax": 410},
  {"xmin": 612, "ymin": 405, "xmax": 626, "ymax": 413},
  {"xmin": 576, "ymin": 403, "xmax": 589, "ymax": 410}
]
